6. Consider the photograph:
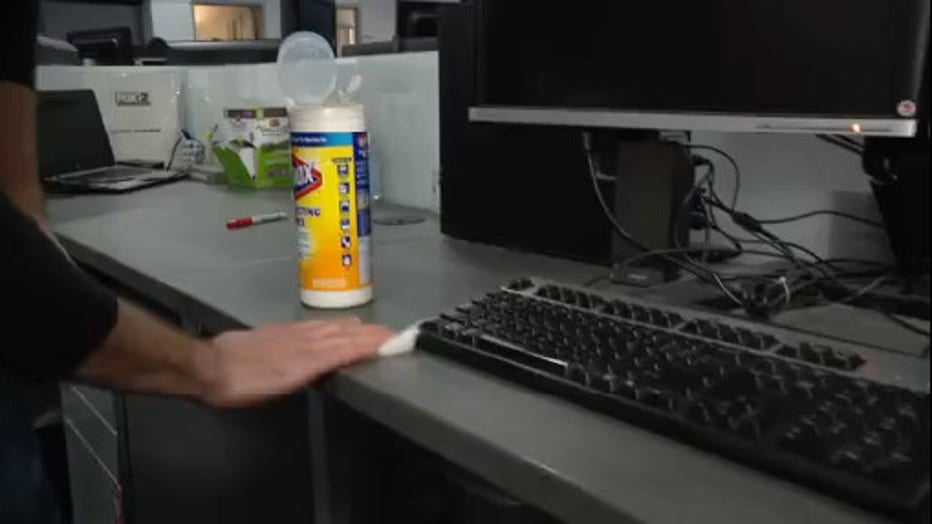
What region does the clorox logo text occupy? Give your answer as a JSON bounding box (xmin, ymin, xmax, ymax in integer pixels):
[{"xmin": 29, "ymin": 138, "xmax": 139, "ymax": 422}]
[{"xmin": 293, "ymin": 155, "xmax": 323, "ymax": 199}]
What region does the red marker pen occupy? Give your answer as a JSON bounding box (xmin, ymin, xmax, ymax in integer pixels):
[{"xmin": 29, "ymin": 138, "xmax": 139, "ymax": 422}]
[{"xmin": 226, "ymin": 211, "xmax": 288, "ymax": 230}]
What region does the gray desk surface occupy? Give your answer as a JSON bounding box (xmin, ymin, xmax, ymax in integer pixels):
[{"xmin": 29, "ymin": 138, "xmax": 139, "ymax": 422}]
[{"xmin": 49, "ymin": 182, "xmax": 888, "ymax": 524}]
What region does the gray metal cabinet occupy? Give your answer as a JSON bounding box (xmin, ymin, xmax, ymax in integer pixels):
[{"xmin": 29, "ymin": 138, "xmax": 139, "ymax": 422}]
[
  {"xmin": 61, "ymin": 384, "xmax": 122, "ymax": 524},
  {"xmin": 59, "ymin": 269, "xmax": 315, "ymax": 524}
]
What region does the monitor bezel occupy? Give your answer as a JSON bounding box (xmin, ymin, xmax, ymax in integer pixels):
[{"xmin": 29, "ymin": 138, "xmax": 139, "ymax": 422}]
[{"xmin": 469, "ymin": 106, "xmax": 917, "ymax": 137}]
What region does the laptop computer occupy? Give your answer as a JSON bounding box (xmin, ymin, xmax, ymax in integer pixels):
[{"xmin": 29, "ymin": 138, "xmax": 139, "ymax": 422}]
[{"xmin": 37, "ymin": 89, "xmax": 188, "ymax": 193}]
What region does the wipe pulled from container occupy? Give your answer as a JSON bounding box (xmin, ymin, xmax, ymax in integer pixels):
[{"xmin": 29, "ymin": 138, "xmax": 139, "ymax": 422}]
[
  {"xmin": 277, "ymin": 32, "xmax": 362, "ymax": 108},
  {"xmin": 277, "ymin": 32, "xmax": 336, "ymax": 107}
]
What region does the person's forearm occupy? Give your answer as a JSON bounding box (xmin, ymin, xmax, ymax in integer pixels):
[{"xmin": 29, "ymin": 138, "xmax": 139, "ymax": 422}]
[
  {"xmin": 74, "ymin": 299, "xmax": 394, "ymax": 408},
  {"xmin": 75, "ymin": 300, "xmax": 216, "ymax": 402},
  {"xmin": 0, "ymin": 82, "xmax": 45, "ymax": 221}
]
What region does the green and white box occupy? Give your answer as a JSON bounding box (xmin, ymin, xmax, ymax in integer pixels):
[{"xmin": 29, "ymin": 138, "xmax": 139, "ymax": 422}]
[{"xmin": 215, "ymin": 107, "xmax": 291, "ymax": 189}]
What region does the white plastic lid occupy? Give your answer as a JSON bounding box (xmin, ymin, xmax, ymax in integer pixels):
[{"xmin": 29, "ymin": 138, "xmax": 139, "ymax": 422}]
[
  {"xmin": 288, "ymin": 105, "xmax": 366, "ymax": 133},
  {"xmin": 277, "ymin": 32, "xmax": 337, "ymax": 107}
]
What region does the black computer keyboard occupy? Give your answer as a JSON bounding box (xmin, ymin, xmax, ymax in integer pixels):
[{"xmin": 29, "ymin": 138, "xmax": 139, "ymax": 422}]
[{"xmin": 416, "ymin": 278, "xmax": 930, "ymax": 517}]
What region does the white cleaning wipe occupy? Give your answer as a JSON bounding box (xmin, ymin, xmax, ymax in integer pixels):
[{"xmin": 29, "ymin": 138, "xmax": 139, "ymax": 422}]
[{"xmin": 377, "ymin": 323, "xmax": 421, "ymax": 357}]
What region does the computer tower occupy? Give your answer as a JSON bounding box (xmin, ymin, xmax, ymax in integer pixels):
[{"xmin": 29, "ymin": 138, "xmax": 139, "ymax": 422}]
[
  {"xmin": 863, "ymin": 43, "xmax": 929, "ymax": 274},
  {"xmin": 610, "ymin": 141, "xmax": 693, "ymax": 285},
  {"xmin": 438, "ymin": 4, "xmax": 612, "ymax": 264}
]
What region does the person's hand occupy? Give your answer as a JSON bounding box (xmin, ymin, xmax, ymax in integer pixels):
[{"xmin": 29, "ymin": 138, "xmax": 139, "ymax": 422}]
[{"xmin": 196, "ymin": 317, "xmax": 394, "ymax": 408}]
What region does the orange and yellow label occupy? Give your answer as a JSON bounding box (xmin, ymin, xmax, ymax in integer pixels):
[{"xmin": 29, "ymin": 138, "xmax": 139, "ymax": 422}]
[{"xmin": 292, "ymin": 132, "xmax": 371, "ymax": 292}]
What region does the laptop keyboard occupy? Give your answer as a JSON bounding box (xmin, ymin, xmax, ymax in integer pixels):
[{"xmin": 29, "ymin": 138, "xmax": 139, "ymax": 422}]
[{"xmin": 70, "ymin": 165, "xmax": 153, "ymax": 181}]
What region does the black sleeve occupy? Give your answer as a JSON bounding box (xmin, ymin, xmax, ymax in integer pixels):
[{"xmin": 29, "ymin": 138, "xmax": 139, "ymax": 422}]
[
  {"xmin": 0, "ymin": 0, "xmax": 39, "ymax": 88},
  {"xmin": 0, "ymin": 194, "xmax": 118, "ymax": 381}
]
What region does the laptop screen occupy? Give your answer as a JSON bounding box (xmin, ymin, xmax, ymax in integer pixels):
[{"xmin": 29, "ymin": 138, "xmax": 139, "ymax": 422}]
[{"xmin": 37, "ymin": 90, "xmax": 115, "ymax": 178}]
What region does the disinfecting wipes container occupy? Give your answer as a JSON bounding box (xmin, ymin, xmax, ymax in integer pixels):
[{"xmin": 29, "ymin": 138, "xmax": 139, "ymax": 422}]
[
  {"xmin": 280, "ymin": 32, "xmax": 372, "ymax": 308},
  {"xmin": 291, "ymin": 106, "xmax": 372, "ymax": 308}
]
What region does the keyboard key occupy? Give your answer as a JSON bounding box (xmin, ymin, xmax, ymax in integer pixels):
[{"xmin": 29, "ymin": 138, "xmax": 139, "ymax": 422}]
[
  {"xmin": 799, "ymin": 343, "xmax": 824, "ymax": 365},
  {"xmin": 640, "ymin": 388, "xmax": 679, "ymax": 412},
  {"xmin": 756, "ymin": 374, "xmax": 787, "ymax": 394},
  {"xmin": 666, "ymin": 313, "xmax": 685, "ymax": 328},
  {"xmin": 441, "ymin": 310, "xmax": 469, "ymax": 324},
  {"xmin": 706, "ymin": 369, "xmax": 758, "ymax": 401},
  {"xmin": 421, "ymin": 320, "xmax": 441, "ymax": 334},
  {"xmin": 506, "ymin": 278, "xmax": 535, "ymax": 291},
  {"xmin": 615, "ymin": 381, "xmax": 639, "ymax": 401},
  {"xmin": 776, "ymin": 345, "xmax": 800, "ymax": 359},
  {"xmin": 822, "ymin": 348, "xmax": 866, "ymax": 371},
  {"xmin": 868, "ymin": 454, "xmax": 918, "ymax": 488},
  {"xmin": 833, "ymin": 446, "xmax": 868, "ymax": 475},
  {"xmin": 719, "ymin": 326, "xmax": 739, "ymax": 344},
  {"xmin": 564, "ymin": 363, "xmax": 588, "ymax": 384},
  {"xmin": 733, "ymin": 418, "xmax": 764, "ymax": 440},
  {"xmin": 476, "ymin": 335, "xmax": 568, "ymax": 375},
  {"xmin": 590, "ymin": 371, "xmax": 620, "ymax": 393},
  {"xmin": 686, "ymin": 402, "xmax": 712, "ymax": 424}
]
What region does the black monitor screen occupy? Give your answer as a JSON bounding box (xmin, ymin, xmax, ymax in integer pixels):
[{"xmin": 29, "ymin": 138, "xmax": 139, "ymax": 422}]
[
  {"xmin": 478, "ymin": 0, "xmax": 928, "ymax": 118},
  {"xmin": 37, "ymin": 90, "xmax": 114, "ymax": 177}
]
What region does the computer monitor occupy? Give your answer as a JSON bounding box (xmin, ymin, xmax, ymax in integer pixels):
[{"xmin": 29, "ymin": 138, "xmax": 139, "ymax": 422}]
[
  {"xmin": 295, "ymin": 0, "xmax": 337, "ymax": 52},
  {"xmin": 36, "ymin": 90, "xmax": 115, "ymax": 178},
  {"xmin": 164, "ymin": 40, "xmax": 280, "ymax": 65},
  {"xmin": 470, "ymin": 0, "xmax": 929, "ymax": 137},
  {"xmin": 36, "ymin": 35, "xmax": 80, "ymax": 66},
  {"xmin": 398, "ymin": 2, "xmax": 441, "ymax": 39},
  {"xmin": 66, "ymin": 27, "xmax": 134, "ymax": 65}
]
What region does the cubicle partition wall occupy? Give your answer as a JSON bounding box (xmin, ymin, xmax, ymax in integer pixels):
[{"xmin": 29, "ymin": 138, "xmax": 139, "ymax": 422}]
[{"xmin": 38, "ymin": 52, "xmax": 441, "ymax": 211}]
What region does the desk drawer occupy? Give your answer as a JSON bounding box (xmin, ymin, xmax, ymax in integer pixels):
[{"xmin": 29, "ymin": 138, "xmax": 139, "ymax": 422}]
[
  {"xmin": 61, "ymin": 384, "xmax": 118, "ymax": 474},
  {"xmin": 64, "ymin": 419, "xmax": 122, "ymax": 524}
]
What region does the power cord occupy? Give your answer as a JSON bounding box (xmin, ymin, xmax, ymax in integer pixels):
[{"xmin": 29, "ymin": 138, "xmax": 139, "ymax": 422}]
[
  {"xmin": 588, "ymin": 136, "xmax": 872, "ymax": 316},
  {"xmin": 816, "ymin": 134, "xmax": 864, "ymax": 155},
  {"xmin": 587, "ymin": 137, "xmax": 845, "ymax": 315},
  {"xmin": 692, "ymin": 148, "xmax": 882, "ymax": 230},
  {"xmin": 683, "ymin": 154, "xmax": 851, "ymax": 275},
  {"xmin": 705, "ymin": 194, "xmax": 843, "ymax": 277},
  {"xmin": 753, "ymin": 209, "xmax": 885, "ymax": 229},
  {"xmin": 582, "ymin": 132, "xmax": 649, "ymax": 253},
  {"xmin": 684, "ymin": 144, "xmax": 741, "ymax": 209},
  {"xmin": 707, "ymin": 189, "xmax": 928, "ymax": 331},
  {"xmin": 684, "ymin": 161, "xmax": 902, "ymax": 320},
  {"xmin": 674, "ymin": 157, "xmax": 716, "ymax": 249},
  {"xmin": 584, "ymin": 133, "xmax": 927, "ymax": 334},
  {"xmin": 708, "ymin": 196, "xmax": 867, "ymax": 309}
]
